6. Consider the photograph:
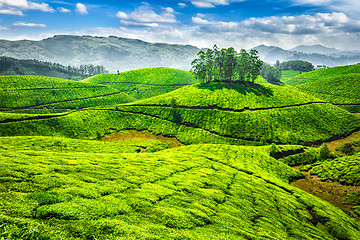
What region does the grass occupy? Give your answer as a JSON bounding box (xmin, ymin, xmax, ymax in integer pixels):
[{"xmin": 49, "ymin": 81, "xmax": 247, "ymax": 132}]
[
  {"xmin": 285, "ymin": 64, "xmax": 360, "ymax": 86},
  {"xmin": 0, "ymin": 137, "xmax": 359, "ymax": 239},
  {"xmin": 0, "ymin": 75, "xmax": 135, "ymax": 113},
  {"xmin": 296, "ymin": 73, "xmax": 360, "ymax": 113}
]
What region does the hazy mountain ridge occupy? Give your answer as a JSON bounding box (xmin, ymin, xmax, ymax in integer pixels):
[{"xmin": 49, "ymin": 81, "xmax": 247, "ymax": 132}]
[
  {"xmin": 0, "ymin": 35, "xmax": 201, "ymax": 72},
  {"xmin": 254, "ymin": 44, "xmax": 360, "ymax": 67}
]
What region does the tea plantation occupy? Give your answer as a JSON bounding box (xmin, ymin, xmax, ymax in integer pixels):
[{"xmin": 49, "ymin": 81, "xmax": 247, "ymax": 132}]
[
  {"xmin": 1, "ymin": 137, "xmax": 360, "ymax": 239},
  {"xmin": 296, "ymin": 73, "xmax": 360, "ymax": 112},
  {"xmin": 1, "ymin": 67, "xmax": 360, "ymax": 240},
  {"xmin": 284, "ymin": 64, "xmax": 360, "ymax": 86},
  {"xmin": 0, "ymin": 75, "xmax": 134, "ymax": 114}
]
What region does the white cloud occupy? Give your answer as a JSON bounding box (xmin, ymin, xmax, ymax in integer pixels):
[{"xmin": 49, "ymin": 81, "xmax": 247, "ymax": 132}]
[
  {"xmin": 178, "ymin": 3, "xmax": 188, "ymax": 7},
  {"xmin": 116, "ymin": 11, "xmax": 128, "ymax": 19},
  {"xmin": 164, "ymin": 7, "xmax": 175, "ymax": 13},
  {"xmin": 116, "ymin": 5, "xmax": 177, "ymax": 27},
  {"xmin": 190, "ymin": 0, "xmax": 230, "ymax": 8},
  {"xmin": 58, "ymin": 7, "xmax": 71, "ymax": 14},
  {"xmin": 13, "ymin": 22, "xmax": 46, "ymax": 28},
  {"xmin": 75, "ymin": 3, "xmax": 87, "ymax": 15},
  {"xmin": 0, "ymin": 0, "xmax": 54, "ymax": 15},
  {"xmin": 0, "ymin": 25, "xmax": 8, "ymax": 30}
]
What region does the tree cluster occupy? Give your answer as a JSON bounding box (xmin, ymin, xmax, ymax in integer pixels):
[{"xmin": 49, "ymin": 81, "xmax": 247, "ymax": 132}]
[
  {"xmin": 275, "ymin": 60, "xmax": 314, "ymax": 72},
  {"xmin": 0, "ymin": 56, "xmax": 108, "ymax": 80},
  {"xmin": 260, "ymin": 64, "xmax": 282, "ymax": 84},
  {"xmin": 191, "ymin": 45, "xmax": 263, "ymax": 84}
]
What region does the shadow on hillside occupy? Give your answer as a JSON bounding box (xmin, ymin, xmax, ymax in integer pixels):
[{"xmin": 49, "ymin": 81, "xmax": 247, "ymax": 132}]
[{"xmin": 195, "ymin": 82, "xmax": 274, "ymax": 97}]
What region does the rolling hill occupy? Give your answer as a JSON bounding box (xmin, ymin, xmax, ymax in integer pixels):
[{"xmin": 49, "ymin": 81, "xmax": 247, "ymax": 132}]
[
  {"xmin": 82, "ymin": 67, "xmax": 198, "ymax": 100},
  {"xmin": 0, "ymin": 75, "xmax": 135, "ymax": 114},
  {"xmin": 296, "ymin": 73, "xmax": 360, "ymax": 113},
  {"xmin": 1, "ymin": 82, "xmax": 359, "ymax": 146},
  {"xmin": 0, "ymin": 136, "xmax": 359, "ymax": 239},
  {"xmin": 283, "ymin": 64, "xmax": 360, "ymax": 86}
]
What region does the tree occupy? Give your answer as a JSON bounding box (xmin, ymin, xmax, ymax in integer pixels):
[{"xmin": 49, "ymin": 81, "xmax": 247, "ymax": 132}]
[{"xmin": 191, "ymin": 45, "xmax": 263, "ymax": 84}]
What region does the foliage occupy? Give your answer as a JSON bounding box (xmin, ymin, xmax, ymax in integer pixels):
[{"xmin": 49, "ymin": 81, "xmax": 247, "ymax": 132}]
[
  {"xmin": 297, "ymin": 73, "xmax": 360, "ymax": 112},
  {"xmin": 336, "ymin": 138, "xmax": 360, "ymax": 155},
  {"xmin": 278, "ymin": 60, "xmax": 314, "ymax": 73},
  {"xmin": 0, "ymin": 139, "xmax": 360, "ymax": 239},
  {"xmin": 191, "ymin": 45, "xmax": 263, "ymax": 83},
  {"xmin": 310, "ymin": 153, "xmax": 360, "ymax": 185},
  {"xmin": 0, "ymin": 56, "xmax": 108, "ymax": 80},
  {"xmin": 286, "ymin": 64, "xmax": 360, "ymax": 86},
  {"xmin": 260, "ymin": 64, "xmax": 282, "ymax": 84}
]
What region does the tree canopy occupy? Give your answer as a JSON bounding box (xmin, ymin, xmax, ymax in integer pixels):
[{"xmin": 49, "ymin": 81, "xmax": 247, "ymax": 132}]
[
  {"xmin": 277, "ymin": 60, "xmax": 314, "ymax": 72},
  {"xmin": 191, "ymin": 45, "xmax": 263, "ymax": 84}
]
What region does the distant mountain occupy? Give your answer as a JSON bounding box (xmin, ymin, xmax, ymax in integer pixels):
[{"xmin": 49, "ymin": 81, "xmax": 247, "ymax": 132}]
[
  {"xmin": 0, "ymin": 35, "xmax": 201, "ymax": 72},
  {"xmin": 290, "ymin": 45, "xmax": 341, "ymax": 55},
  {"xmin": 253, "ymin": 44, "xmax": 360, "ymax": 67}
]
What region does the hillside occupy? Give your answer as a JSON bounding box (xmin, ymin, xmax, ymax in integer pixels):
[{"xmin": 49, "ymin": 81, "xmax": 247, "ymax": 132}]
[
  {"xmin": 0, "ymin": 75, "xmax": 135, "ymax": 114},
  {"xmin": 284, "ymin": 64, "xmax": 360, "ymax": 86},
  {"xmin": 296, "ymin": 74, "xmax": 360, "ymax": 112},
  {"xmin": 0, "ymin": 35, "xmax": 201, "ymax": 72},
  {"xmin": 1, "ymin": 136, "xmax": 359, "ymax": 239},
  {"xmin": 2, "ymin": 82, "xmax": 359, "ymax": 146},
  {"xmin": 83, "ymin": 67, "xmax": 198, "ymax": 100}
]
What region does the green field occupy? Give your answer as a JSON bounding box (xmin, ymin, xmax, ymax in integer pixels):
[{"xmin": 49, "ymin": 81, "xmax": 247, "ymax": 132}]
[
  {"xmin": 285, "ymin": 64, "xmax": 360, "ymax": 86},
  {"xmin": 296, "ymin": 74, "xmax": 360, "ymax": 112},
  {"xmin": 0, "ymin": 75, "xmax": 134, "ymax": 114},
  {"xmin": 1, "ymin": 136, "xmax": 360, "ymax": 239}
]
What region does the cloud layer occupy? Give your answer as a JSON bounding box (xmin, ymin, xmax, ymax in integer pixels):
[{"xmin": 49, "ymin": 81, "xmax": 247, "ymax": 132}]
[{"xmin": 0, "ymin": 0, "xmax": 54, "ymax": 15}]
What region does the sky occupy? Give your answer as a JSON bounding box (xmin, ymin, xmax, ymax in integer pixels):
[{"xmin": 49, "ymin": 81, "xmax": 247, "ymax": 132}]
[{"xmin": 0, "ymin": 0, "xmax": 360, "ymax": 50}]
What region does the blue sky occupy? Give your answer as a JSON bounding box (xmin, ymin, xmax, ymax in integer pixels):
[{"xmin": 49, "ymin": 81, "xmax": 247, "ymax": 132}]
[{"xmin": 1, "ymin": 0, "xmax": 360, "ymax": 50}]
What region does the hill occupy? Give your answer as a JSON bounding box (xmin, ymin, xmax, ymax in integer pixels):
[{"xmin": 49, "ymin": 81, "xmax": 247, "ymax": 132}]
[
  {"xmin": 0, "ymin": 35, "xmax": 201, "ymax": 72},
  {"xmin": 296, "ymin": 74, "xmax": 360, "ymax": 113},
  {"xmin": 0, "ymin": 56, "xmax": 108, "ymax": 80},
  {"xmin": 284, "ymin": 64, "xmax": 360, "ymax": 86},
  {"xmin": 290, "ymin": 45, "xmax": 342, "ymax": 55},
  {"xmin": 0, "ymin": 75, "xmax": 135, "ymax": 114},
  {"xmin": 253, "ymin": 45, "xmax": 360, "ymax": 67},
  {"xmin": 1, "ymin": 82, "xmax": 359, "ymax": 146},
  {"xmin": 0, "ymin": 136, "xmax": 359, "ymax": 239},
  {"xmin": 83, "ymin": 67, "xmax": 198, "ymax": 100}
]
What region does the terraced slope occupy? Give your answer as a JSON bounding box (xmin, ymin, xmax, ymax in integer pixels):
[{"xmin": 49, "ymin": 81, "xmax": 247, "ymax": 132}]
[
  {"xmin": 1, "ymin": 82, "xmax": 359, "ymax": 146},
  {"xmin": 280, "ymin": 70, "xmax": 301, "ymax": 84},
  {"xmin": 1, "ymin": 137, "xmax": 359, "ymax": 240},
  {"xmin": 286, "ymin": 64, "xmax": 360, "ymax": 86},
  {"xmin": 0, "ymin": 75, "xmax": 135, "ymax": 114},
  {"xmin": 82, "ymin": 67, "xmax": 198, "ymax": 100},
  {"xmin": 296, "ymin": 74, "xmax": 360, "ymax": 112}
]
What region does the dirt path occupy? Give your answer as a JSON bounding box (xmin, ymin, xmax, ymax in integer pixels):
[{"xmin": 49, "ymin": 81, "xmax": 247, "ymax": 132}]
[
  {"xmin": 291, "ymin": 166, "xmax": 360, "ymax": 220},
  {"xmin": 102, "ymin": 130, "xmax": 183, "ymax": 148},
  {"xmin": 326, "ymin": 129, "xmax": 360, "ymax": 153}
]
